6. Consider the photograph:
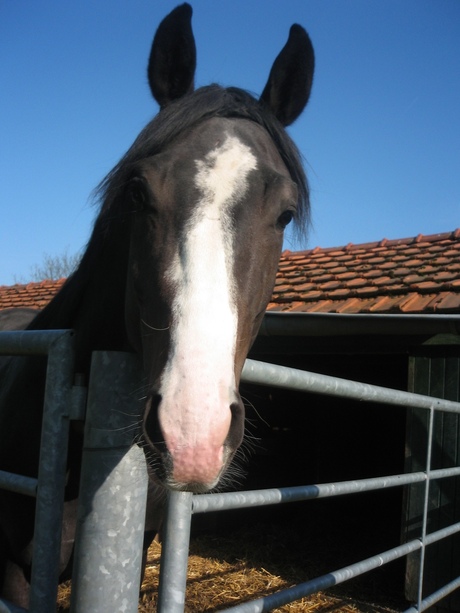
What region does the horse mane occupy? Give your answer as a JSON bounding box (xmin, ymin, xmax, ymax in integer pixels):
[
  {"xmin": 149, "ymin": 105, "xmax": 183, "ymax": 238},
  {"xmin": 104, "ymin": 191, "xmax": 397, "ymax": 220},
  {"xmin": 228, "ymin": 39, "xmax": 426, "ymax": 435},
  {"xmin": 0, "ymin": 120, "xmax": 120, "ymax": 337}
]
[{"xmin": 28, "ymin": 85, "xmax": 309, "ymax": 337}]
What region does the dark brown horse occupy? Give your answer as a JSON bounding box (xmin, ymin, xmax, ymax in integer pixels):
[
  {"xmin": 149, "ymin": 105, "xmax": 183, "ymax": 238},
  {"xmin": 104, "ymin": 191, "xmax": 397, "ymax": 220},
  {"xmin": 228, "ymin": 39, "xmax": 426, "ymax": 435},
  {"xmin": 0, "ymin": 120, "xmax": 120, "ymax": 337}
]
[{"xmin": 0, "ymin": 3, "xmax": 314, "ymax": 606}]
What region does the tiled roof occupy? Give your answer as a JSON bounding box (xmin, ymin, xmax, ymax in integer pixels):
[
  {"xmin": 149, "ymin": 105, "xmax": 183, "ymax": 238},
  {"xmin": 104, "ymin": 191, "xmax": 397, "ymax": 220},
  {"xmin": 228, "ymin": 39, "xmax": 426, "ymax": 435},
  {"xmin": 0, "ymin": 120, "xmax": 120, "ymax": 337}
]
[
  {"xmin": 1, "ymin": 230, "xmax": 459, "ymax": 315},
  {"xmin": 0, "ymin": 279, "xmax": 65, "ymax": 311},
  {"xmin": 268, "ymin": 229, "xmax": 460, "ymax": 314}
]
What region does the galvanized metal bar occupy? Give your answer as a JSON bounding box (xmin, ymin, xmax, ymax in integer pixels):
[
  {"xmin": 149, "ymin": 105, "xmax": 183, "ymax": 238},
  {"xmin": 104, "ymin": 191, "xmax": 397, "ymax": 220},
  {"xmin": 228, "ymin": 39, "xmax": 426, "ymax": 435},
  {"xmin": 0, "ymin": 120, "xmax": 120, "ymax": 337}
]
[
  {"xmin": 0, "ymin": 329, "xmax": 70, "ymax": 356},
  {"xmin": 424, "ymin": 520, "xmax": 460, "ymax": 546},
  {"xmin": 70, "ymin": 351, "xmax": 148, "ymax": 613},
  {"xmin": 28, "ymin": 330, "xmax": 75, "ymax": 613},
  {"xmin": 0, "ymin": 469, "xmax": 37, "ymax": 497},
  {"xmin": 416, "ymin": 406, "xmax": 435, "ymax": 610},
  {"xmin": 192, "ymin": 472, "xmax": 425, "ymax": 514},
  {"xmin": 193, "ymin": 465, "xmax": 460, "ymax": 514},
  {"xmin": 157, "ymin": 491, "xmax": 193, "ymax": 613},
  {"xmin": 242, "ymin": 359, "xmax": 460, "ymax": 414}
]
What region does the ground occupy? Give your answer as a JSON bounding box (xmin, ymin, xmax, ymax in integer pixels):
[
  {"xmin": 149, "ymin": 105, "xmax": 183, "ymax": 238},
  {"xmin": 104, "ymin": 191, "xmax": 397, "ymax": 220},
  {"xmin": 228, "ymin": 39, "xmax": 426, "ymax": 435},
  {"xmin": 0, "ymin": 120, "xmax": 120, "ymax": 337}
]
[{"xmin": 57, "ymin": 507, "xmax": 408, "ymax": 612}]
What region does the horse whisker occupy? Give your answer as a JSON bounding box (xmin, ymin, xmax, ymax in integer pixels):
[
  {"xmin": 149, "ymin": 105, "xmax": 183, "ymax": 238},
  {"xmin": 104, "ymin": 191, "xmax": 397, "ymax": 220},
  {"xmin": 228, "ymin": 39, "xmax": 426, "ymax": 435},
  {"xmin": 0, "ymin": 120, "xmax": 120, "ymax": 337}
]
[{"xmin": 141, "ymin": 319, "xmax": 170, "ymax": 332}]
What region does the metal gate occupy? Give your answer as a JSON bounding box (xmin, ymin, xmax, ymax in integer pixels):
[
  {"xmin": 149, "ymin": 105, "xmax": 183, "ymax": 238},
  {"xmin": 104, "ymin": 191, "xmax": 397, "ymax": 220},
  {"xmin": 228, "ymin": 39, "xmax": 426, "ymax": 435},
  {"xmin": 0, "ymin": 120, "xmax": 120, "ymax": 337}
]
[
  {"xmin": 0, "ymin": 336, "xmax": 148, "ymax": 613},
  {"xmin": 157, "ymin": 358, "xmax": 460, "ymax": 612},
  {"xmin": 0, "ymin": 329, "xmax": 76, "ymax": 613},
  {"xmin": 1, "ymin": 331, "xmax": 460, "ymax": 611}
]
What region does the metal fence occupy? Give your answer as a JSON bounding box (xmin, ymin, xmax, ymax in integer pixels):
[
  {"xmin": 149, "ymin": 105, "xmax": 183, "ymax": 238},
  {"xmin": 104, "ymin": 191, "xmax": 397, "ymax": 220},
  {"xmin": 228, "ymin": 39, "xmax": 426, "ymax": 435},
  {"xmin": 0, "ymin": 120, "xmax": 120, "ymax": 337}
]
[
  {"xmin": 1, "ymin": 331, "xmax": 460, "ymax": 612},
  {"xmin": 156, "ymin": 358, "xmax": 460, "ymax": 613}
]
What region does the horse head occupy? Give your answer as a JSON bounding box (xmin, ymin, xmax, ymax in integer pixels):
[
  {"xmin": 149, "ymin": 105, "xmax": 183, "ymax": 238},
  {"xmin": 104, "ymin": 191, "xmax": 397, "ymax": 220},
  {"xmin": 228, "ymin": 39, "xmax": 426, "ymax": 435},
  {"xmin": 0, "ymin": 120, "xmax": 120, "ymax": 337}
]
[{"xmin": 119, "ymin": 4, "xmax": 315, "ymax": 492}]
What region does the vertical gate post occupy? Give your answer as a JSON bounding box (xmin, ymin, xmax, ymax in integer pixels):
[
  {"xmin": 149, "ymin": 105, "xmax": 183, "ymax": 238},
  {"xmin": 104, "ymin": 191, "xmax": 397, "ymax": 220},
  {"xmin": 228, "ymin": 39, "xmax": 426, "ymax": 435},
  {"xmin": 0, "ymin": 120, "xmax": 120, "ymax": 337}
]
[
  {"xmin": 70, "ymin": 351, "xmax": 148, "ymax": 613},
  {"xmin": 157, "ymin": 491, "xmax": 193, "ymax": 613},
  {"xmin": 29, "ymin": 331, "xmax": 75, "ymax": 613}
]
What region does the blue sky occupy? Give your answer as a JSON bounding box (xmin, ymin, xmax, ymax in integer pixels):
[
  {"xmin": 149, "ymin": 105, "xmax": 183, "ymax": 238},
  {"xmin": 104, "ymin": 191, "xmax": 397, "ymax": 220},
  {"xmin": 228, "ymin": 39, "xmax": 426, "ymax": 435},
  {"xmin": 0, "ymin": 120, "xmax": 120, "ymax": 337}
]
[{"xmin": 1, "ymin": 0, "xmax": 459, "ymax": 285}]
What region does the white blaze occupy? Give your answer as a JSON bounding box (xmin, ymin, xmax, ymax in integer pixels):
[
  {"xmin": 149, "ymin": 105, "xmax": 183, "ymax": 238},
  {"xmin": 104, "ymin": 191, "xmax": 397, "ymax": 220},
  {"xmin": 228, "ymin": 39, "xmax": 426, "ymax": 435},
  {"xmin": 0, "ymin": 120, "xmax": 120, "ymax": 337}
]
[{"xmin": 158, "ymin": 134, "xmax": 257, "ymax": 487}]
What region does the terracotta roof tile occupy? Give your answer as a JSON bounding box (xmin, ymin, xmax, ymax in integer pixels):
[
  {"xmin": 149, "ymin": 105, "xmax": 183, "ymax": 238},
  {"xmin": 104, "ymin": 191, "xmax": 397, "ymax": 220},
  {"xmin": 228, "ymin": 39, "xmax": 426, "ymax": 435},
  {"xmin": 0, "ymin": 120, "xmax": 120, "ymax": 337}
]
[
  {"xmin": 1, "ymin": 230, "xmax": 460, "ymax": 317},
  {"xmin": 270, "ymin": 230, "xmax": 460, "ymax": 314},
  {"xmin": 0, "ymin": 279, "xmax": 66, "ymax": 311}
]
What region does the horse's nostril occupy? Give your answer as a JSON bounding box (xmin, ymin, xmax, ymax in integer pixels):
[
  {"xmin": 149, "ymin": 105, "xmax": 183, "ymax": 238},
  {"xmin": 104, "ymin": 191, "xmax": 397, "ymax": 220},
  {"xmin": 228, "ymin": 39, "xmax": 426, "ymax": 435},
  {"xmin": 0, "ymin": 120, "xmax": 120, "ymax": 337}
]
[
  {"xmin": 227, "ymin": 397, "xmax": 245, "ymax": 451},
  {"xmin": 144, "ymin": 394, "xmax": 167, "ymax": 452}
]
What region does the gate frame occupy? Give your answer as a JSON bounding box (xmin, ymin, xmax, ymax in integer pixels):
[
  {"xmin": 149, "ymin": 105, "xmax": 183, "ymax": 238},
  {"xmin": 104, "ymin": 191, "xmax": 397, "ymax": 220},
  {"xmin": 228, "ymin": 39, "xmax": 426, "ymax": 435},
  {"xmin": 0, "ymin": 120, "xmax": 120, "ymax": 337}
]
[{"xmin": 0, "ymin": 329, "xmax": 76, "ymax": 613}]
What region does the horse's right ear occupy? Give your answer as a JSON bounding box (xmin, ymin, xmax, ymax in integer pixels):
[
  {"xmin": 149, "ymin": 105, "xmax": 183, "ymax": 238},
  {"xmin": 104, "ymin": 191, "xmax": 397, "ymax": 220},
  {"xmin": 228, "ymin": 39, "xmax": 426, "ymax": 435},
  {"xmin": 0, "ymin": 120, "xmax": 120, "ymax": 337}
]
[{"xmin": 148, "ymin": 3, "xmax": 196, "ymax": 108}]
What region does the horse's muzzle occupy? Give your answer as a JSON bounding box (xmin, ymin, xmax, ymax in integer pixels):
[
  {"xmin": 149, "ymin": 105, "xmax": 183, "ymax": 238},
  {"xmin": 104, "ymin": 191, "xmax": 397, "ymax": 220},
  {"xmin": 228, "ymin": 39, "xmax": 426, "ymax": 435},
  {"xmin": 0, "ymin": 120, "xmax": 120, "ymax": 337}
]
[{"xmin": 142, "ymin": 393, "xmax": 244, "ymax": 492}]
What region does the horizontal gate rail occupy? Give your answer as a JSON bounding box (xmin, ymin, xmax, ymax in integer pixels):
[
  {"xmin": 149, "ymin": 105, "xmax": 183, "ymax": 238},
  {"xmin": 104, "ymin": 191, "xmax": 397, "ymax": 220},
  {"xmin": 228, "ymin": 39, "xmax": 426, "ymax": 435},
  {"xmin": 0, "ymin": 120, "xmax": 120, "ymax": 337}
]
[
  {"xmin": 0, "ymin": 470, "xmax": 37, "ymax": 497},
  {"xmin": 0, "ymin": 329, "xmax": 72, "ymax": 356},
  {"xmin": 0, "ymin": 329, "xmax": 76, "ymax": 613},
  {"xmin": 192, "ymin": 465, "xmax": 460, "ymax": 513},
  {"xmin": 243, "ymin": 358, "xmax": 460, "ymax": 414}
]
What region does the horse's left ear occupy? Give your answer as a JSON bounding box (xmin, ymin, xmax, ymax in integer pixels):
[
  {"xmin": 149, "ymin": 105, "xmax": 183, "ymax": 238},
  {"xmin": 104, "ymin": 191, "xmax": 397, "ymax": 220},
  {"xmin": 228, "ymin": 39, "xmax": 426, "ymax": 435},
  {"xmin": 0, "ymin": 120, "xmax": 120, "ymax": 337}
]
[
  {"xmin": 260, "ymin": 24, "xmax": 315, "ymax": 127},
  {"xmin": 148, "ymin": 3, "xmax": 196, "ymax": 108}
]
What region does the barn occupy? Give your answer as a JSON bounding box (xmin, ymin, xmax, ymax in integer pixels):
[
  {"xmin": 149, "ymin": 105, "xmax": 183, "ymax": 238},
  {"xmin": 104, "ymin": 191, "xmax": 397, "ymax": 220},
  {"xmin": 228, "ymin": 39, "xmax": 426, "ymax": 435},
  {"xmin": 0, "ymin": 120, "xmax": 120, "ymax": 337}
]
[{"xmin": 1, "ymin": 228, "xmax": 460, "ymax": 609}]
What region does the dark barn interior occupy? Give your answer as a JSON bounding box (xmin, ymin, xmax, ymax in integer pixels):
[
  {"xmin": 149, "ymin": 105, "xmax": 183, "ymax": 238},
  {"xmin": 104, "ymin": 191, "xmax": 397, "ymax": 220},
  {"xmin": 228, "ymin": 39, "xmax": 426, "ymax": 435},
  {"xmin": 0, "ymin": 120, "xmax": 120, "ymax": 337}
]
[{"xmin": 193, "ymin": 314, "xmax": 459, "ymax": 609}]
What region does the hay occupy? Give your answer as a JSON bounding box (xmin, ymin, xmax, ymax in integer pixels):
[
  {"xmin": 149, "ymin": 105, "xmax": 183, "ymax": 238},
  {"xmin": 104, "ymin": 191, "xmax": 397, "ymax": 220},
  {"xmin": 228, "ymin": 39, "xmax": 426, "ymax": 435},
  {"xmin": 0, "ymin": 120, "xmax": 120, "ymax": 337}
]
[{"xmin": 57, "ymin": 521, "xmax": 403, "ymax": 612}]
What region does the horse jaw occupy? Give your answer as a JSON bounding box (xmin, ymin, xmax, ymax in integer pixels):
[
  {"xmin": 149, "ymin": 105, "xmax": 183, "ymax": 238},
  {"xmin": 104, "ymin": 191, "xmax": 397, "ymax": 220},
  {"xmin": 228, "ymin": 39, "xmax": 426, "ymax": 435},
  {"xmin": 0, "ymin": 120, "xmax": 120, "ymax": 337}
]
[{"xmin": 153, "ymin": 134, "xmax": 256, "ymax": 491}]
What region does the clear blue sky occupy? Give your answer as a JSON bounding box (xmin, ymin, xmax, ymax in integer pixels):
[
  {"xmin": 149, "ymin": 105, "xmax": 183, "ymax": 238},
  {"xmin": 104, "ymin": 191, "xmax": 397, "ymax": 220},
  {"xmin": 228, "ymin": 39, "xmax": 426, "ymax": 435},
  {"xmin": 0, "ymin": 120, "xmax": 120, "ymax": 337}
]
[{"xmin": 1, "ymin": 0, "xmax": 459, "ymax": 285}]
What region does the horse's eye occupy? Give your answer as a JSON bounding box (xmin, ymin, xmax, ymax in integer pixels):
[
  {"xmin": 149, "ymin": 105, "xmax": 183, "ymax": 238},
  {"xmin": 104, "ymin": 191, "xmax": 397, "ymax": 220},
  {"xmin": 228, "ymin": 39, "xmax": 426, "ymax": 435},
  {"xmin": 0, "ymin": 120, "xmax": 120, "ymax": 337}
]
[
  {"xmin": 126, "ymin": 179, "xmax": 147, "ymax": 210},
  {"xmin": 277, "ymin": 210, "xmax": 294, "ymax": 230}
]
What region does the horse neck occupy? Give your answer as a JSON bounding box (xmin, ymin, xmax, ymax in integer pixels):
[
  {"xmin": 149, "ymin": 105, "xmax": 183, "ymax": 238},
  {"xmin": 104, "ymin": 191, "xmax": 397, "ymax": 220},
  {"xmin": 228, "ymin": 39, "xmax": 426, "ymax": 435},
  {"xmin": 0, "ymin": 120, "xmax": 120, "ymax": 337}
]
[{"xmin": 30, "ymin": 219, "xmax": 131, "ymax": 375}]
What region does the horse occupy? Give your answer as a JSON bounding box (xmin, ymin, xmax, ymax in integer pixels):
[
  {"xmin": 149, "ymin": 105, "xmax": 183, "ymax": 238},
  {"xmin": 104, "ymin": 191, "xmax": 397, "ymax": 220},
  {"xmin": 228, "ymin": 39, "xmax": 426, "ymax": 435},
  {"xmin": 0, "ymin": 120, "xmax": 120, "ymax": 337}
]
[{"xmin": 0, "ymin": 3, "xmax": 314, "ymax": 606}]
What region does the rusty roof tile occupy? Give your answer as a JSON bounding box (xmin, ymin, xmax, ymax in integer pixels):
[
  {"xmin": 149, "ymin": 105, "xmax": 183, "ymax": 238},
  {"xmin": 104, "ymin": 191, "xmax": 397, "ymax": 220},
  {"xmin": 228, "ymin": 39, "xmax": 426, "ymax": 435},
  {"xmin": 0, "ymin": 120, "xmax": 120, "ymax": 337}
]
[
  {"xmin": 433, "ymin": 292, "xmax": 460, "ymax": 312},
  {"xmin": 372, "ymin": 276, "xmax": 394, "ymax": 287},
  {"xmin": 346, "ymin": 277, "xmax": 368, "ymax": 288},
  {"xmin": 355, "ymin": 286, "xmax": 380, "ymax": 297},
  {"xmin": 319, "ymin": 280, "xmax": 342, "ymax": 291},
  {"xmin": 314, "ymin": 274, "xmax": 335, "ymax": 284},
  {"xmin": 295, "ymin": 282, "xmax": 316, "ymax": 292},
  {"xmin": 274, "ymin": 284, "xmax": 292, "ymax": 293},
  {"xmin": 336, "ymin": 271, "xmax": 356, "ymax": 281},
  {"xmin": 433, "ymin": 271, "xmax": 457, "ymax": 282},
  {"xmin": 327, "ymin": 288, "xmax": 352, "ymax": 298},
  {"xmin": 413, "ymin": 281, "xmax": 443, "ymax": 292},
  {"xmin": 400, "ymin": 294, "xmax": 437, "ymax": 313},
  {"xmin": 362, "ymin": 270, "xmax": 383, "ymax": 279},
  {"xmin": 393, "ymin": 268, "xmax": 413, "ymax": 277},
  {"xmin": 379, "ymin": 261, "xmax": 398, "ymax": 270}
]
